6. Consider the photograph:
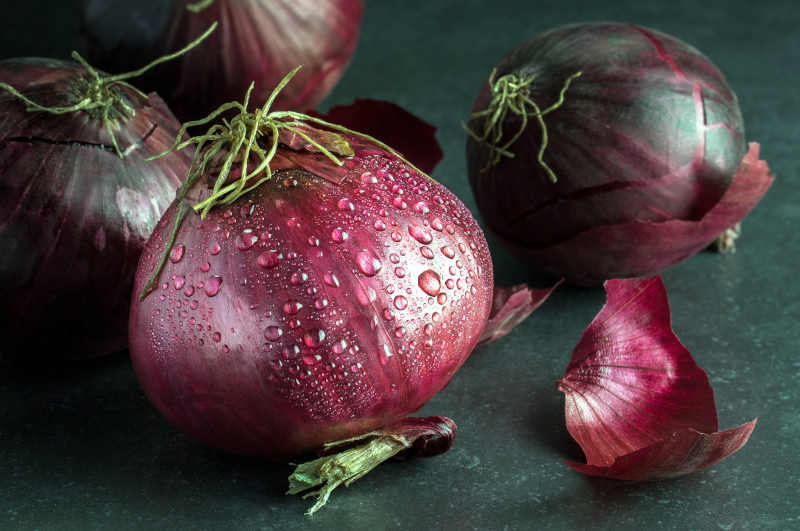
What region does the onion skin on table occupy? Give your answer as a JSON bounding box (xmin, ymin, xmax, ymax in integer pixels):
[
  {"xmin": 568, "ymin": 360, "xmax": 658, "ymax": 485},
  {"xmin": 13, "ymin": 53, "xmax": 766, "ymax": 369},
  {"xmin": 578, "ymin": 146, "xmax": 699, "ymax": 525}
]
[
  {"xmin": 466, "ymin": 22, "xmax": 773, "ymax": 285},
  {"xmin": 0, "ymin": 58, "xmax": 189, "ymax": 361}
]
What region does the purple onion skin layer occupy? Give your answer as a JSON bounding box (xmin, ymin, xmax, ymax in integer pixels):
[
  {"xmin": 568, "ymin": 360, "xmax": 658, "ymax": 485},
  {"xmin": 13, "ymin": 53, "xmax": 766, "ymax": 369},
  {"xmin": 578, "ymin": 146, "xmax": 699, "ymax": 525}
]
[
  {"xmin": 83, "ymin": 0, "xmax": 364, "ymax": 121},
  {"xmin": 129, "ymin": 141, "xmax": 493, "ymax": 459},
  {"xmin": 467, "ymin": 22, "xmax": 772, "ymax": 285},
  {"xmin": 0, "ymin": 58, "xmax": 189, "ymax": 361}
]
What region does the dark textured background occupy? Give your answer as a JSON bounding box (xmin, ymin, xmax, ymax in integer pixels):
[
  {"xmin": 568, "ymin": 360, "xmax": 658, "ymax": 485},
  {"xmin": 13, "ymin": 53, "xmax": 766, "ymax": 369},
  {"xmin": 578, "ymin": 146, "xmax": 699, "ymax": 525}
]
[{"xmin": 1, "ymin": 1, "xmax": 798, "ymax": 529}]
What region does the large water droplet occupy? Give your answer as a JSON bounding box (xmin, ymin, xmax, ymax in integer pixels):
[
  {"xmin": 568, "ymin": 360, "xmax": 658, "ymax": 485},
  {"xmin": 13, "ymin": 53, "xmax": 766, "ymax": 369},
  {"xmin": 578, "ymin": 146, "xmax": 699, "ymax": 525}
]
[
  {"xmin": 337, "ymin": 198, "xmax": 355, "ymax": 211},
  {"xmin": 431, "ymin": 218, "xmax": 444, "ymax": 232},
  {"xmin": 393, "ymin": 295, "xmax": 408, "ymax": 310},
  {"xmin": 204, "ymin": 276, "xmax": 223, "ymax": 297},
  {"xmin": 304, "ymin": 328, "xmax": 326, "ymax": 348},
  {"xmin": 169, "ymin": 245, "xmax": 185, "ymax": 263},
  {"xmin": 264, "ymin": 325, "xmax": 283, "ymax": 341},
  {"xmin": 320, "ymin": 272, "xmax": 340, "ymax": 289},
  {"xmin": 212, "ymin": 331, "xmax": 222, "ymax": 343},
  {"xmin": 283, "ymin": 300, "xmax": 303, "ymax": 315},
  {"xmin": 440, "ymin": 246, "xmax": 455, "ymax": 259},
  {"xmin": 393, "ymin": 197, "xmax": 407, "ymax": 209},
  {"xmin": 409, "ymin": 226, "xmax": 433, "ymax": 244},
  {"xmin": 173, "ymin": 276, "xmax": 185, "ymax": 290},
  {"xmin": 257, "ymin": 250, "xmax": 281, "ymax": 269},
  {"xmin": 331, "ymin": 227, "xmax": 349, "ymax": 243},
  {"xmin": 394, "ymin": 266, "xmax": 406, "ymax": 278},
  {"xmin": 360, "ymin": 171, "xmax": 377, "ymax": 184},
  {"xmin": 420, "ymin": 246, "xmax": 434, "ymax": 259},
  {"xmin": 373, "ymin": 220, "xmax": 386, "ymax": 231},
  {"xmin": 418, "ymin": 270, "xmax": 441, "ymax": 296},
  {"xmin": 184, "ymin": 285, "xmax": 195, "ymax": 297},
  {"xmin": 355, "ymin": 251, "xmax": 382, "ymax": 276},
  {"xmin": 235, "ymin": 232, "xmax": 259, "ymax": 251}
]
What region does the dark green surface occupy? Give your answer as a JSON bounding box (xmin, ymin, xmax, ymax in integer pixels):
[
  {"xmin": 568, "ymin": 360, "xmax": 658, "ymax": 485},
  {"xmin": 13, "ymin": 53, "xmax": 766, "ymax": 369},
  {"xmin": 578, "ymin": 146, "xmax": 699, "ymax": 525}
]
[{"xmin": 2, "ymin": 1, "xmax": 798, "ymax": 529}]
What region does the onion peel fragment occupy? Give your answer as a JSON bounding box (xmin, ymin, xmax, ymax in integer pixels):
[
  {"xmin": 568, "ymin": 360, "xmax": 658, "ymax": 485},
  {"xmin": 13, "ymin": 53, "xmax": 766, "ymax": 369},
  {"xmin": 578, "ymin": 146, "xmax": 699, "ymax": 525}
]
[
  {"xmin": 478, "ymin": 280, "xmax": 563, "ymax": 346},
  {"xmin": 557, "ymin": 276, "xmax": 756, "ymax": 480}
]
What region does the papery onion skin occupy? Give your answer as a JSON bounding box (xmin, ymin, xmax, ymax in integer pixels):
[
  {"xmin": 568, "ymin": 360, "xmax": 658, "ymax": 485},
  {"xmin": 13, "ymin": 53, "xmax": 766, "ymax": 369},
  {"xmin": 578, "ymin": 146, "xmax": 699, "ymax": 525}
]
[
  {"xmin": 83, "ymin": 0, "xmax": 364, "ymax": 121},
  {"xmin": 558, "ymin": 276, "xmax": 756, "ymax": 480},
  {"xmin": 0, "ymin": 58, "xmax": 189, "ymax": 361},
  {"xmin": 467, "ymin": 22, "xmax": 773, "ymax": 285},
  {"xmin": 129, "ymin": 138, "xmax": 493, "ymax": 459}
]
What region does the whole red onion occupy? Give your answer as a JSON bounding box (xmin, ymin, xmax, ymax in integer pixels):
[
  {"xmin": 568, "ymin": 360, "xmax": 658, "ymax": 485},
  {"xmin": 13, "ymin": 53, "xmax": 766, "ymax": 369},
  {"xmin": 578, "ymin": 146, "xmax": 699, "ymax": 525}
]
[
  {"xmin": 130, "ymin": 140, "xmax": 493, "ymax": 458},
  {"xmin": 466, "ymin": 22, "xmax": 774, "ymax": 285},
  {"xmin": 0, "ymin": 58, "xmax": 189, "ymax": 361},
  {"xmin": 82, "ymin": 0, "xmax": 364, "ymax": 121}
]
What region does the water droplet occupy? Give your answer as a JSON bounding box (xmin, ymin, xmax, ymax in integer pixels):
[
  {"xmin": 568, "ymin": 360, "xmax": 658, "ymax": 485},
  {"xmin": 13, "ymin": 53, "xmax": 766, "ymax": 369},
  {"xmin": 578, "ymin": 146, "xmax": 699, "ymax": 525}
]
[
  {"xmin": 394, "ymin": 267, "xmax": 406, "ymax": 278},
  {"xmin": 441, "ymin": 246, "xmax": 455, "ymax": 259},
  {"xmin": 304, "ymin": 328, "xmax": 326, "ymax": 348},
  {"xmin": 393, "ymin": 295, "xmax": 408, "ymax": 310},
  {"xmin": 287, "ymin": 217, "xmax": 300, "ymax": 228},
  {"xmin": 169, "ymin": 245, "xmax": 185, "ymax": 263},
  {"xmin": 307, "ymin": 236, "xmax": 320, "ymax": 247},
  {"xmin": 171, "ymin": 276, "xmax": 184, "ymax": 290},
  {"xmin": 337, "ymin": 198, "xmax": 355, "ymax": 211},
  {"xmin": 314, "ymin": 298, "xmax": 329, "ymax": 309},
  {"xmin": 458, "ymin": 242, "xmax": 467, "ymax": 253},
  {"xmin": 420, "ymin": 246, "xmax": 434, "ymax": 259},
  {"xmin": 264, "ymin": 326, "xmax": 283, "ymax": 341},
  {"xmin": 257, "ymin": 250, "xmax": 281, "ymax": 269},
  {"xmin": 424, "ymin": 323, "xmax": 434, "ymax": 335},
  {"xmin": 389, "ymin": 253, "xmax": 400, "ymax": 264},
  {"xmin": 393, "ymin": 197, "xmax": 407, "ymax": 209},
  {"xmin": 413, "ymin": 201, "xmax": 430, "ymax": 214},
  {"xmin": 333, "ymin": 339, "xmax": 348, "ymax": 354},
  {"xmin": 380, "ymin": 343, "xmax": 393, "ymax": 365},
  {"xmin": 184, "ymin": 284, "xmax": 195, "ymax": 297},
  {"xmin": 355, "ymin": 250, "xmax": 382, "ymax": 276},
  {"xmin": 288, "ymin": 318, "xmax": 302, "ymax": 329},
  {"xmin": 446, "ymin": 224, "xmax": 455, "ymax": 234},
  {"xmin": 409, "ymin": 225, "xmax": 432, "ymax": 244},
  {"xmin": 212, "ymin": 331, "xmax": 222, "ymax": 343},
  {"xmin": 282, "ymin": 344, "xmax": 301, "ymax": 359},
  {"xmin": 445, "ymin": 278, "xmax": 455, "ymax": 289},
  {"xmin": 290, "ymin": 271, "xmax": 308, "ymax": 285},
  {"xmin": 209, "ymin": 242, "xmax": 221, "ymax": 255},
  {"xmin": 235, "ymin": 232, "xmax": 259, "ymax": 251},
  {"xmin": 190, "ymin": 300, "xmax": 199, "ymax": 310},
  {"xmin": 201, "ymin": 261, "xmax": 211, "ymax": 272},
  {"xmin": 283, "ymin": 300, "xmax": 303, "ymax": 315},
  {"xmin": 437, "ymin": 293, "xmax": 447, "ymax": 305},
  {"xmin": 394, "ymin": 326, "xmax": 406, "ymax": 337},
  {"xmin": 373, "ymin": 220, "xmax": 386, "ymax": 231},
  {"xmin": 431, "ymin": 218, "xmax": 444, "ymax": 232},
  {"xmin": 390, "ymin": 231, "xmax": 402, "ymax": 242},
  {"xmin": 204, "ymin": 276, "xmax": 222, "ymax": 297},
  {"xmin": 418, "ymin": 270, "xmax": 441, "ymax": 296},
  {"xmin": 360, "ymin": 171, "xmax": 377, "ymax": 184},
  {"xmin": 323, "ymin": 272, "xmax": 340, "ymax": 288},
  {"xmin": 331, "ymin": 227, "xmax": 349, "ymax": 243},
  {"xmin": 303, "ymin": 355, "xmax": 321, "ymax": 366},
  {"xmin": 432, "ymin": 312, "xmax": 441, "ymax": 322}
]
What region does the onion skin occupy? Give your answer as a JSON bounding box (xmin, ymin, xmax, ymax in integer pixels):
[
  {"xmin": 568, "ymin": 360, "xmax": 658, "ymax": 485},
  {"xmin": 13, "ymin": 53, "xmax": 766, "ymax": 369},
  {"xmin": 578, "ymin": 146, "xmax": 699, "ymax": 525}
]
[
  {"xmin": 129, "ymin": 140, "xmax": 493, "ymax": 459},
  {"xmin": 82, "ymin": 0, "xmax": 364, "ymax": 121},
  {"xmin": 558, "ymin": 276, "xmax": 756, "ymax": 480},
  {"xmin": 0, "ymin": 58, "xmax": 189, "ymax": 361},
  {"xmin": 467, "ymin": 22, "xmax": 773, "ymax": 285}
]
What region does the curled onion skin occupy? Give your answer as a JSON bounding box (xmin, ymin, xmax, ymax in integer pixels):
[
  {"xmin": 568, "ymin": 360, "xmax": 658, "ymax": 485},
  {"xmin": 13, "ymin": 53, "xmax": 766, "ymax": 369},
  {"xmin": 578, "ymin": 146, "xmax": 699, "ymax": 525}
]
[
  {"xmin": 83, "ymin": 0, "xmax": 364, "ymax": 121},
  {"xmin": 467, "ymin": 23, "xmax": 773, "ymax": 285},
  {"xmin": 0, "ymin": 58, "xmax": 189, "ymax": 361},
  {"xmin": 129, "ymin": 139, "xmax": 493, "ymax": 459}
]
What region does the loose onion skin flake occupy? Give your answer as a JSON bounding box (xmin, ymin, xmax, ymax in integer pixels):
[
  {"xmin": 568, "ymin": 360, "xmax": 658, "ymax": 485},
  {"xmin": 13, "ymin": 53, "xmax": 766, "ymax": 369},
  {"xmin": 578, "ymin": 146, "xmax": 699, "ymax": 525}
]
[
  {"xmin": 557, "ymin": 276, "xmax": 756, "ymax": 480},
  {"xmin": 128, "ymin": 78, "xmax": 550, "ymax": 514},
  {"xmin": 82, "ymin": 0, "xmax": 364, "ymax": 121},
  {"xmin": 466, "ymin": 22, "xmax": 774, "ymax": 285},
  {"xmin": 0, "ymin": 58, "xmax": 190, "ymax": 361}
]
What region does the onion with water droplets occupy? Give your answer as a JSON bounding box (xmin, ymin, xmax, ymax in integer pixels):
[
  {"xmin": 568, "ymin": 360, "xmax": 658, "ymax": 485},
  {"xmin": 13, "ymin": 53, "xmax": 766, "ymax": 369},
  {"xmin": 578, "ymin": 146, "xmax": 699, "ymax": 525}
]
[{"xmin": 128, "ymin": 90, "xmax": 554, "ymax": 514}]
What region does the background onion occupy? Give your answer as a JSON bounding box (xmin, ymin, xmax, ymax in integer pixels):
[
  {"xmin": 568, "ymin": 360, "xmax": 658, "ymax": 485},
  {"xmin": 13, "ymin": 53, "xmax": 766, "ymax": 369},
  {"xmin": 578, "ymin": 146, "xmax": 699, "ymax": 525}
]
[
  {"xmin": 0, "ymin": 58, "xmax": 190, "ymax": 361},
  {"xmin": 81, "ymin": 0, "xmax": 364, "ymax": 121},
  {"xmin": 466, "ymin": 22, "xmax": 773, "ymax": 285}
]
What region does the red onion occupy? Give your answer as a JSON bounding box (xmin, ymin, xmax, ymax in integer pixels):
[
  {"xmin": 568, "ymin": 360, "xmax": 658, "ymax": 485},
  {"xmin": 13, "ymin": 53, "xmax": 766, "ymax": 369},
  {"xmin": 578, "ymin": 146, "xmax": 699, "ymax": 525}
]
[
  {"xmin": 466, "ymin": 22, "xmax": 774, "ymax": 285},
  {"xmin": 0, "ymin": 56, "xmax": 192, "ymax": 361},
  {"xmin": 558, "ymin": 276, "xmax": 756, "ymax": 480},
  {"xmin": 82, "ymin": 0, "xmax": 364, "ymax": 121},
  {"xmin": 128, "ymin": 77, "xmax": 552, "ymax": 513}
]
